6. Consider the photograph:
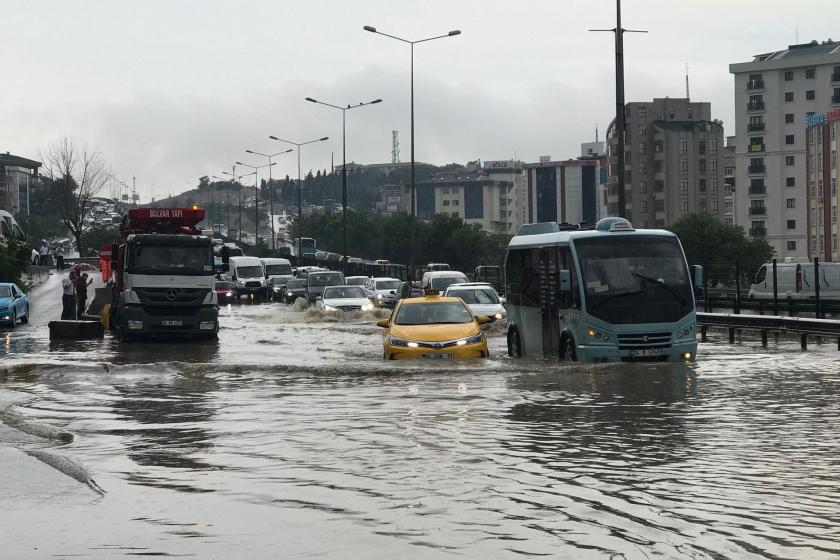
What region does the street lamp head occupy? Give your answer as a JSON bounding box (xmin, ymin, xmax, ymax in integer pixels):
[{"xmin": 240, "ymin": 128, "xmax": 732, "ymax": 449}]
[
  {"xmin": 305, "ymin": 97, "xmax": 317, "ymax": 103},
  {"xmin": 283, "ymin": 148, "xmax": 294, "ymax": 153},
  {"xmin": 449, "ymin": 30, "xmax": 461, "ymax": 36},
  {"xmin": 269, "ymin": 162, "xmax": 277, "ymax": 166},
  {"xmin": 320, "ymin": 137, "xmax": 329, "ymax": 141},
  {"xmin": 235, "ymin": 161, "xmax": 244, "ymax": 165},
  {"xmin": 269, "ymin": 135, "xmax": 279, "ymax": 140},
  {"xmin": 245, "ymin": 150, "xmax": 254, "ymax": 154},
  {"xmin": 371, "ymin": 99, "xmax": 383, "ymax": 104},
  {"xmin": 363, "ymin": 25, "xmax": 376, "ymax": 33}
]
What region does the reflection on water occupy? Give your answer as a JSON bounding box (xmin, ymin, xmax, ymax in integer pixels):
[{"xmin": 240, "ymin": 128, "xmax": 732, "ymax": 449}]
[{"xmin": 1, "ymin": 302, "xmax": 840, "ymax": 558}]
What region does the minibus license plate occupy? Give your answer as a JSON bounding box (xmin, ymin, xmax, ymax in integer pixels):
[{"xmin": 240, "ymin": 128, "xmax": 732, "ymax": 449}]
[
  {"xmin": 422, "ymin": 353, "xmax": 452, "ymax": 360},
  {"xmin": 630, "ymin": 348, "xmax": 661, "ymax": 357},
  {"xmin": 161, "ymin": 320, "xmax": 183, "ymax": 327}
]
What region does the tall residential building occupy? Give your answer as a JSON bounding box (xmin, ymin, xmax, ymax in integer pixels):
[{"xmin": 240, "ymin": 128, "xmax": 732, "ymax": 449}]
[
  {"xmin": 0, "ymin": 152, "xmax": 41, "ymax": 216},
  {"xmin": 729, "ymin": 40, "xmax": 840, "ymax": 258},
  {"xmin": 723, "ymin": 136, "xmax": 736, "ymax": 225},
  {"xmin": 805, "ymin": 108, "xmax": 840, "ymax": 260},
  {"xmin": 522, "ymin": 158, "xmax": 602, "ymax": 227},
  {"xmin": 606, "ymin": 98, "xmax": 726, "ymax": 227}
]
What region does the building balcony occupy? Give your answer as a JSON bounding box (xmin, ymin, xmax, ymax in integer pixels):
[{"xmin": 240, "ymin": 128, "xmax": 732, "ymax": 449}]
[
  {"xmin": 747, "ymin": 122, "xmax": 765, "ymax": 132},
  {"xmin": 748, "ymin": 185, "xmax": 767, "ymax": 195},
  {"xmin": 746, "ymin": 80, "xmax": 765, "ymax": 90},
  {"xmin": 747, "ymin": 101, "xmax": 765, "ymax": 111},
  {"xmin": 749, "ymin": 143, "xmax": 766, "ymax": 153},
  {"xmin": 748, "ymin": 164, "xmax": 766, "ymax": 174},
  {"xmin": 833, "ymin": 94, "xmax": 840, "ymax": 104},
  {"xmin": 832, "ymin": 72, "xmax": 840, "ymax": 82},
  {"xmin": 748, "ymin": 207, "xmax": 767, "ymax": 216},
  {"xmin": 749, "ymin": 227, "xmax": 767, "ymax": 236}
]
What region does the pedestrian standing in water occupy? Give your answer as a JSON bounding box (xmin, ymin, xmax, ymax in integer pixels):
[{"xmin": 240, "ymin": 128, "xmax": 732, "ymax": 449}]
[
  {"xmin": 39, "ymin": 242, "xmax": 49, "ymax": 266},
  {"xmin": 75, "ymin": 272, "xmax": 92, "ymax": 319},
  {"xmin": 62, "ymin": 271, "xmax": 77, "ymax": 320}
]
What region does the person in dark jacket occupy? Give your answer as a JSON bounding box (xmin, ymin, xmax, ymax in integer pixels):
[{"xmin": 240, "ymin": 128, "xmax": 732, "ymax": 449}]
[{"xmin": 75, "ymin": 272, "xmax": 93, "ymax": 319}]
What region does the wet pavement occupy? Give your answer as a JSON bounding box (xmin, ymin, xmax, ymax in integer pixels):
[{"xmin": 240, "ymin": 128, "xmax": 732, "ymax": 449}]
[{"xmin": 1, "ymin": 272, "xmax": 840, "ymax": 558}]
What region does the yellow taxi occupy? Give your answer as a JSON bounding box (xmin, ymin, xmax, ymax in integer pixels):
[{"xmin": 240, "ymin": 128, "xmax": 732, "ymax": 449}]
[{"xmin": 377, "ymin": 294, "xmax": 491, "ymax": 360}]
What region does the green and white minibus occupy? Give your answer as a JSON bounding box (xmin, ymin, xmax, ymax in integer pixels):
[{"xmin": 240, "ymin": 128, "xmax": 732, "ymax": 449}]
[{"xmin": 504, "ymin": 217, "xmax": 698, "ymax": 362}]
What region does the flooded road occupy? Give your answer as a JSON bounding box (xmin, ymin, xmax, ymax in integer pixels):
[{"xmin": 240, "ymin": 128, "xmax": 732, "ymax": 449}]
[{"xmin": 2, "ymin": 274, "xmax": 840, "ymax": 558}]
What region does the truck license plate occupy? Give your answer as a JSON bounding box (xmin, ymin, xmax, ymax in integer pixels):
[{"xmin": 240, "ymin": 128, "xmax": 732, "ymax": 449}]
[
  {"xmin": 161, "ymin": 320, "xmax": 183, "ymax": 327},
  {"xmin": 421, "ymin": 353, "xmax": 452, "ymax": 360},
  {"xmin": 629, "ymin": 348, "xmax": 661, "ymax": 357}
]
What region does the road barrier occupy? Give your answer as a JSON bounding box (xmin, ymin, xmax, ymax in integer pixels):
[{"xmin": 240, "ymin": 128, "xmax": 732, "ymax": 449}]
[{"xmin": 696, "ymin": 311, "xmax": 840, "ymax": 350}]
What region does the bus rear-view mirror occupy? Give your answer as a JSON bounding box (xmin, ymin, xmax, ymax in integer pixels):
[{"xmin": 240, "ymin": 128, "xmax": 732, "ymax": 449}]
[{"xmin": 559, "ymin": 269, "xmax": 571, "ymax": 292}]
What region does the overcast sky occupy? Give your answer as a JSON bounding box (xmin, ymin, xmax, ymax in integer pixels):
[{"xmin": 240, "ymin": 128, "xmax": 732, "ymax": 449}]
[{"xmin": 3, "ymin": 0, "xmax": 839, "ymax": 201}]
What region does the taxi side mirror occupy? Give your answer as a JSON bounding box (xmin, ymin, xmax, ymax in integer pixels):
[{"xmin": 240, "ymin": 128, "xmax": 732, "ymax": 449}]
[
  {"xmin": 376, "ymin": 319, "xmax": 390, "ymax": 328},
  {"xmin": 477, "ymin": 316, "xmax": 493, "ymax": 324}
]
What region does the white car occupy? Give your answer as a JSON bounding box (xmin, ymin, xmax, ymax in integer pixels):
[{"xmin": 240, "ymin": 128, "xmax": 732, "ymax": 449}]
[
  {"xmin": 363, "ymin": 277, "xmax": 403, "ymax": 308},
  {"xmin": 315, "ymin": 285, "xmax": 374, "ymax": 312},
  {"xmin": 345, "ymin": 275, "xmax": 370, "ymax": 286},
  {"xmin": 444, "ymin": 282, "xmax": 507, "ymax": 321}
]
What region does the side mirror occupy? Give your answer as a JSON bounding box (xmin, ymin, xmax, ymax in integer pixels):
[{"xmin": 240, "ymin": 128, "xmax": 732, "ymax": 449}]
[
  {"xmin": 376, "ymin": 319, "xmax": 390, "ymax": 328},
  {"xmin": 499, "ymin": 297, "xmax": 506, "ymax": 305},
  {"xmin": 559, "ymin": 269, "xmax": 571, "ymax": 292},
  {"xmin": 692, "ymin": 265, "xmax": 704, "ymax": 288},
  {"xmin": 477, "ymin": 316, "xmax": 493, "ymax": 324}
]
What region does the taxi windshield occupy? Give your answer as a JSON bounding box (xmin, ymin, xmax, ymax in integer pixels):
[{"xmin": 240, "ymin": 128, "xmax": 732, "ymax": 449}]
[{"xmin": 395, "ymin": 302, "xmax": 473, "ymax": 325}]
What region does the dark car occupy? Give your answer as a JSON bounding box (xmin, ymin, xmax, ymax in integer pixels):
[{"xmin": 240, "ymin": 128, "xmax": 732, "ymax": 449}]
[
  {"xmin": 305, "ymin": 271, "xmax": 346, "ymax": 304},
  {"xmin": 284, "ymin": 278, "xmax": 307, "ymax": 305},
  {"xmin": 214, "ymin": 280, "xmax": 237, "ymax": 305}
]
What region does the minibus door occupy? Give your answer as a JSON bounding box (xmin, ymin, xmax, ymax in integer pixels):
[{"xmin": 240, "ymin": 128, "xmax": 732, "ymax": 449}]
[{"xmin": 539, "ymin": 247, "xmax": 561, "ymax": 358}]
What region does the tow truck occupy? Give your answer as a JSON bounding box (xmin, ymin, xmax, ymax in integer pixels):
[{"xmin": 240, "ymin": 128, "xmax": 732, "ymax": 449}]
[{"xmin": 102, "ymin": 207, "xmax": 219, "ymax": 339}]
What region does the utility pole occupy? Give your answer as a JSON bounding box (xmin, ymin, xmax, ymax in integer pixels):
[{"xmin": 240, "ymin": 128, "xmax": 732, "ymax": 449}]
[{"xmin": 590, "ymin": 0, "xmax": 647, "ymax": 219}]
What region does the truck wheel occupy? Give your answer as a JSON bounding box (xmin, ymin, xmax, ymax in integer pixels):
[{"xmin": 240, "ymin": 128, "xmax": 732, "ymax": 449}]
[{"xmin": 507, "ymin": 328, "xmax": 522, "ymax": 357}]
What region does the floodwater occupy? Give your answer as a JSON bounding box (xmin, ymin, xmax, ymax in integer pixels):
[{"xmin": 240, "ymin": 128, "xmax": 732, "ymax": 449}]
[{"xmin": 1, "ymin": 273, "xmax": 840, "ymax": 558}]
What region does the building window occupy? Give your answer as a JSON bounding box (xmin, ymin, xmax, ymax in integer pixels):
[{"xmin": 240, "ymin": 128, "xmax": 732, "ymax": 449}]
[
  {"xmin": 698, "ymin": 179, "xmax": 706, "ymax": 192},
  {"xmin": 669, "ymin": 107, "xmax": 676, "ymax": 119},
  {"xmin": 680, "ymin": 201, "xmax": 688, "ymax": 213},
  {"xmin": 785, "ymin": 92, "xmax": 794, "ymax": 102},
  {"xmin": 710, "ymin": 139, "xmax": 718, "ymax": 154},
  {"xmin": 442, "ymin": 188, "xmax": 449, "ymax": 194},
  {"xmin": 639, "ymin": 143, "xmax": 646, "ymax": 154},
  {"xmin": 786, "ymin": 198, "xmax": 795, "ymax": 208},
  {"xmin": 654, "ymin": 160, "xmax": 663, "ymax": 172},
  {"xmin": 639, "ymin": 163, "xmax": 647, "ymax": 175},
  {"xmin": 725, "ymin": 200, "xmax": 733, "ymax": 213},
  {"xmin": 710, "ymin": 199, "xmax": 718, "ymax": 212},
  {"xmin": 443, "ymin": 200, "xmax": 450, "ymax": 206},
  {"xmin": 786, "ymin": 177, "xmax": 796, "ymax": 187},
  {"xmin": 787, "ymin": 220, "xmax": 796, "ymax": 230},
  {"xmin": 806, "ymin": 68, "xmax": 815, "ymax": 79},
  {"xmin": 726, "ymin": 217, "xmax": 734, "ymax": 224},
  {"xmin": 453, "ymin": 200, "xmax": 459, "ymax": 206},
  {"xmin": 680, "ymin": 178, "xmax": 688, "ymax": 194},
  {"xmin": 710, "ymin": 159, "xmax": 718, "ymax": 173},
  {"xmin": 787, "ymin": 241, "xmax": 796, "ymax": 251},
  {"xmin": 786, "ymin": 155, "xmax": 795, "ymax": 166},
  {"xmin": 833, "ymin": 178, "xmax": 838, "ymax": 196},
  {"xmin": 711, "ymin": 178, "xmax": 719, "ymax": 195},
  {"xmin": 687, "ymin": 107, "xmax": 693, "ymax": 119},
  {"xmin": 785, "ymin": 134, "xmax": 795, "ymax": 145},
  {"xmin": 699, "ymin": 159, "xmax": 707, "ymax": 173},
  {"xmin": 679, "ymin": 138, "xmax": 688, "ymax": 153},
  {"xmin": 833, "ymin": 206, "xmax": 837, "ymax": 224},
  {"xmin": 640, "ymin": 182, "xmax": 647, "ymax": 194},
  {"xmin": 785, "ymin": 113, "xmax": 794, "ymax": 124},
  {"xmin": 639, "ymin": 124, "xmax": 646, "ymax": 135},
  {"xmin": 784, "ymin": 70, "xmax": 794, "ymax": 81},
  {"xmin": 699, "ymin": 141, "xmax": 706, "ymax": 155},
  {"xmin": 640, "ymin": 200, "xmax": 647, "ymax": 213},
  {"xmin": 680, "ymin": 158, "xmax": 688, "ymax": 174},
  {"xmin": 806, "ymin": 90, "xmax": 816, "ymax": 101},
  {"xmin": 638, "ymin": 106, "xmax": 647, "ymax": 119}
]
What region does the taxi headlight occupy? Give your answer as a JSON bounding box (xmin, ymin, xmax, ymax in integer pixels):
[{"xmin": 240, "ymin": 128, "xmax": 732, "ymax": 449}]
[
  {"xmin": 457, "ymin": 333, "xmax": 485, "ymax": 346},
  {"xmin": 388, "ymin": 335, "xmax": 413, "ymax": 347}
]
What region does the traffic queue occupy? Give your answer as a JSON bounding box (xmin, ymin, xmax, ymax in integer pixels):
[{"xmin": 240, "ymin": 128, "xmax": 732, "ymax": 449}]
[{"xmin": 213, "ymin": 257, "xmax": 507, "ymax": 361}]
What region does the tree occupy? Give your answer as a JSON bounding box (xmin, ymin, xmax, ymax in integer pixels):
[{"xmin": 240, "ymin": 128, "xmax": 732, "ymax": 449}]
[{"xmin": 40, "ymin": 138, "xmax": 111, "ymax": 256}]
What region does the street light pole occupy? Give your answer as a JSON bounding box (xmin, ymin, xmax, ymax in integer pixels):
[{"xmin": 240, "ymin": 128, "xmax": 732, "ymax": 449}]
[
  {"xmin": 305, "ymin": 97, "xmax": 382, "ymax": 271},
  {"xmin": 222, "ymin": 169, "xmax": 255, "ymax": 243},
  {"xmin": 245, "ymin": 149, "xmax": 293, "ymax": 253},
  {"xmin": 269, "ymin": 135, "xmax": 329, "ymax": 262},
  {"xmin": 236, "ymin": 161, "xmax": 277, "ymax": 248},
  {"xmin": 364, "ymin": 25, "xmax": 460, "ymax": 278}
]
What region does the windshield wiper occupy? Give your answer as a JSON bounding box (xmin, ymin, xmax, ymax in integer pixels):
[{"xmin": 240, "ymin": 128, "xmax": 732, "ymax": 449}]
[
  {"xmin": 588, "ymin": 290, "xmax": 643, "ymax": 311},
  {"xmin": 630, "ymin": 272, "xmax": 688, "ymax": 305}
]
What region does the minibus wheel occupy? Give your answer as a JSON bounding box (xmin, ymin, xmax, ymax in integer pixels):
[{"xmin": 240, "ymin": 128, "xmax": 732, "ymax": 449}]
[
  {"xmin": 560, "ymin": 334, "xmax": 577, "ymax": 361},
  {"xmin": 507, "ymin": 328, "xmax": 522, "ymax": 358}
]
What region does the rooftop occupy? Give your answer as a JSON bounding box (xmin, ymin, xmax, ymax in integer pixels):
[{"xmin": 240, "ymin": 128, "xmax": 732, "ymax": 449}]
[
  {"xmin": 0, "ymin": 152, "xmax": 41, "ymax": 170},
  {"xmin": 753, "ymin": 40, "xmax": 840, "ymax": 62}
]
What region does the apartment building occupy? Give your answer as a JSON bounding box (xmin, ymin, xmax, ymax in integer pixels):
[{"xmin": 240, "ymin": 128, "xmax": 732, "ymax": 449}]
[
  {"xmin": 0, "ymin": 152, "xmax": 41, "ymax": 216},
  {"xmin": 606, "ymin": 98, "xmax": 726, "ymax": 227},
  {"xmin": 723, "ymin": 136, "xmax": 736, "ymax": 225},
  {"xmin": 522, "ymin": 158, "xmax": 601, "ymax": 227},
  {"xmin": 730, "ymin": 39, "xmax": 840, "ymax": 258},
  {"xmin": 805, "ymin": 108, "xmax": 840, "ymax": 260}
]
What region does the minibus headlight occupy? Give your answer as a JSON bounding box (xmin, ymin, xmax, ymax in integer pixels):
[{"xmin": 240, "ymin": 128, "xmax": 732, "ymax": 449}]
[
  {"xmin": 586, "ymin": 327, "xmax": 610, "ymax": 341},
  {"xmin": 674, "ymin": 324, "xmax": 695, "ymax": 339}
]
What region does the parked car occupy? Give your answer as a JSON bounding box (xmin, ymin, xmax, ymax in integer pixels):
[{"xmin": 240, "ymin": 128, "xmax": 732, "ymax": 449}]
[
  {"xmin": 444, "ymin": 282, "xmax": 506, "ymax": 322},
  {"xmin": 214, "ymin": 280, "xmax": 237, "ymax": 305},
  {"xmin": 0, "ymin": 283, "xmax": 29, "ymax": 328},
  {"xmin": 375, "ymin": 294, "xmax": 491, "ymax": 360},
  {"xmin": 283, "ymin": 278, "xmax": 307, "ymax": 304},
  {"xmin": 315, "ymin": 286, "xmax": 374, "ymax": 312},
  {"xmin": 363, "ymin": 277, "xmax": 403, "ymax": 308},
  {"xmin": 305, "ymin": 271, "xmax": 346, "ymax": 304}
]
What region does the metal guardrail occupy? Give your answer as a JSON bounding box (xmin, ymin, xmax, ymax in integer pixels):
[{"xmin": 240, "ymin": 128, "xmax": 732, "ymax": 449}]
[{"xmin": 697, "ymin": 311, "xmax": 840, "ymax": 350}]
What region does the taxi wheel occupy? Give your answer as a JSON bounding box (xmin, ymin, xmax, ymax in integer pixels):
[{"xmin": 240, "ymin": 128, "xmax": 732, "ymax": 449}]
[
  {"xmin": 560, "ymin": 335, "xmax": 577, "ymax": 362},
  {"xmin": 507, "ymin": 328, "xmax": 522, "ymax": 358}
]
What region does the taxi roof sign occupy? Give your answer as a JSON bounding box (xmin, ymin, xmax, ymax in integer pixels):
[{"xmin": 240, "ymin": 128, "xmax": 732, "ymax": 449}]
[{"xmin": 595, "ymin": 217, "xmax": 634, "ymax": 232}]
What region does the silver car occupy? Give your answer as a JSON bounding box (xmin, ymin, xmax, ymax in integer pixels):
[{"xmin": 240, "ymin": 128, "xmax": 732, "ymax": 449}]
[
  {"xmin": 443, "ymin": 282, "xmax": 506, "ymax": 321},
  {"xmin": 364, "ymin": 277, "xmax": 403, "ymax": 308}
]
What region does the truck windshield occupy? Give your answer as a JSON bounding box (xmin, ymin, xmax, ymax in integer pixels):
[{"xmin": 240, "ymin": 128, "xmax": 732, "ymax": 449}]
[
  {"xmin": 131, "ymin": 244, "xmax": 213, "ymax": 275},
  {"xmin": 236, "ymin": 266, "xmax": 263, "ymax": 278},
  {"xmin": 265, "ymin": 264, "xmax": 292, "ymax": 276},
  {"xmin": 574, "ymin": 235, "xmax": 692, "ymax": 324}
]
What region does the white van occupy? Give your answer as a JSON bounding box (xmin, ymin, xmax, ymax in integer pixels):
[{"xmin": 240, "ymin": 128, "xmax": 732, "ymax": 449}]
[
  {"xmin": 0, "ymin": 210, "xmax": 25, "ymax": 245},
  {"xmin": 748, "ymin": 260, "xmax": 840, "ymax": 300},
  {"xmin": 421, "ymin": 270, "xmax": 469, "ymax": 293},
  {"xmin": 229, "ymin": 256, "xmax": 267, "ymax": 299},
  {"xmin": 261, "ymin": 257, "xmax": 294, "ymax": 299}
]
